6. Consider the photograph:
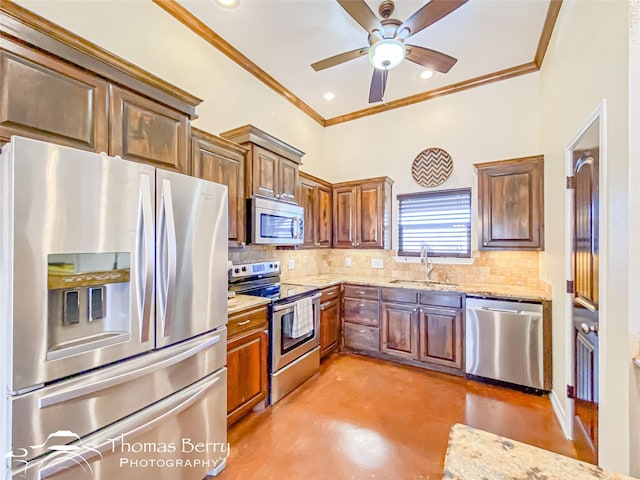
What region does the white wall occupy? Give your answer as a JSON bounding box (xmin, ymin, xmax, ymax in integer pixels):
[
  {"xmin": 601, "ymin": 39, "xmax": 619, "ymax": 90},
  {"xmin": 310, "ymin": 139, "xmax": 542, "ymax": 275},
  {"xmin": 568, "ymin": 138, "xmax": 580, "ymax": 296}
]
[
  {"xmin": 12, "ymin": 0, "xmax": 327, "ymax": 177},
  {"xmin": 627, "ymin": 0, "xmax": 640, "ymax": 475},
  {"xmin": 324, "ymin": 73, "xmax": 541, "ymax": 250},
  {"xmin": 539, "ymin": 0, "xmax": 631, "ymax": 473}
]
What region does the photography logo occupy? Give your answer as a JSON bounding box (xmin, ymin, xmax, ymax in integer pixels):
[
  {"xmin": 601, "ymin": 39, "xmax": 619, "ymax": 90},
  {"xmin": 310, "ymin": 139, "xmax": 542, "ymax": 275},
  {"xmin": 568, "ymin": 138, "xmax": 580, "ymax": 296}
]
[{"xmin": 6, "ymin": 430, "xmax": 102, "ymax": 478}]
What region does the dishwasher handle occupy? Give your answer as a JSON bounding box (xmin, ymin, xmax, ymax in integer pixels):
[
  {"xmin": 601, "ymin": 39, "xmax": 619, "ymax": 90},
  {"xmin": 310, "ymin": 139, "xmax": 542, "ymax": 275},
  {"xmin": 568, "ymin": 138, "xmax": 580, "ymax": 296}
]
[{"xmin": 468, "ymin": 305, "xmax": 542, "ymax": 317}]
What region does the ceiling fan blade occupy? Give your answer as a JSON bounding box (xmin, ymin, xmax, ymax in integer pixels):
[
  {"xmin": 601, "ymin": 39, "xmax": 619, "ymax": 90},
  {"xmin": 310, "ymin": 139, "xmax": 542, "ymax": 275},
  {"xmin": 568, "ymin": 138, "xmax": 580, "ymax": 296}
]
[
  {"xmin": 311, "ymin": 47, "xmax": 369, "ymax": 71},
  {"xmin": 405, "ymin": 45, "xmax": 457, "ymax": 73},
  {"xmin": 337, "ymin": 0, "xmax": 384, "ymax": 34},
  {"xmin": 397, "ymin": 0, "xmax": 468, "ymax": 40},
  {"xmin": 368, "ymin": 68, "xmax": 388, "ymax": 103}
]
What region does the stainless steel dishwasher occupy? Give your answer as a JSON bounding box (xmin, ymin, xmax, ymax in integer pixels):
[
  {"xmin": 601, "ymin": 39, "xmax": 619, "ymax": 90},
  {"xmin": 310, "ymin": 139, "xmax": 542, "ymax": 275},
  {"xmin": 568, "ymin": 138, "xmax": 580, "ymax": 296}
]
[{"xmin": 465, "ymin": 297, "xmax": 547, "ymax": 391}]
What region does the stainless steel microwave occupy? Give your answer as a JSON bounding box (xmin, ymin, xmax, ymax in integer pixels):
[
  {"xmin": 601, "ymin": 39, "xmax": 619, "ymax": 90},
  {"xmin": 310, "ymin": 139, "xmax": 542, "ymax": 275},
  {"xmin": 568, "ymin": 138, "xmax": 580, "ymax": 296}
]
[{"xmin": 249, "ymin": 196, "xmax": 304, "ymax": 245}]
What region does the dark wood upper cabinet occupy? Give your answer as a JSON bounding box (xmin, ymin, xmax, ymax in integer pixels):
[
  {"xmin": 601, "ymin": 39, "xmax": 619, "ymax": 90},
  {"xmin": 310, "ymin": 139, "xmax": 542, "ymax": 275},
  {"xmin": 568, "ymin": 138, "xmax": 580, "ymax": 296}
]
[
  {"xmin": 0, "ymin": 3, "xmax": 201, "ymax": 161},
  {"xmin": 220, "ymin": 125, "xmax": 303, "ymax": 205},
  {"xmin": 299, "ymin": 171, "xmax": 333, "ymax": 248},
  {"xmin": 332, "ymin": 177, "xmax": 393, "ymax": 249},
  {"xmin": 0, "ymin": 37, "xmax": 108, "ymax": 152},
  {"xmin": 191, "ymin": 128, "xmax": 248, "ymax": 248},
  {"xmin": 475, "ymin": 155, "xmax": 544, "ymax": 250},
  {"xmin": 110, "ymin": 86, "xmax": 189, "ymax": 174}
]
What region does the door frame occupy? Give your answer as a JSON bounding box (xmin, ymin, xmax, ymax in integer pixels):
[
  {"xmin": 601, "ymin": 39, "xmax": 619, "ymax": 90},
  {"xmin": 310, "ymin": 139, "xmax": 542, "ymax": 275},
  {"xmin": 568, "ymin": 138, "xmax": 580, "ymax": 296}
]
[{"xmin": 563, "ymin": 100, "xmax": 608, "ymax": 452}]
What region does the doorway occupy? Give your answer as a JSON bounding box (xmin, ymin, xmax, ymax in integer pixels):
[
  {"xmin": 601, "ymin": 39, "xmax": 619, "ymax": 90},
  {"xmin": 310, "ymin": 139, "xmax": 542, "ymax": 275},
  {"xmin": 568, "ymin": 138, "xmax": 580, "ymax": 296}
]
[{"xmin": 567, "ymin": 112, "xmax": 602, "ymax": 464}]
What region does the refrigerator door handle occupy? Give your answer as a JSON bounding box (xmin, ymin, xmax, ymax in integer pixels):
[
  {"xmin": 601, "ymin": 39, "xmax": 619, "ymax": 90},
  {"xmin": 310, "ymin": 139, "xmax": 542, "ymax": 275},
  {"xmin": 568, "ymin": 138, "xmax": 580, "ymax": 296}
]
[
  {"xmin": 36, "ymin": 372, "xmax": 223, "ymax": 480},
  {"xmin": 38, "ymin": 335, "xmax": 221, "ymax": 409},
  {"xmin": 158, "ymin": 179, "xmax": 177, "ymax": 337},
  {"xmin": 136, "ymin": 174, "xmax": 155, "ymax": 343}
]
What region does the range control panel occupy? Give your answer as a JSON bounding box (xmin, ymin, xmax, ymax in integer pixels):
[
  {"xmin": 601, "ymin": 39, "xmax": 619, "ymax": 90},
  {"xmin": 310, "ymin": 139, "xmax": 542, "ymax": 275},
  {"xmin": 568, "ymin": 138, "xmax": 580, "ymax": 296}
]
[{"xmin": 229, "ymin": 261, "xmax": 281, "ymax": 280}]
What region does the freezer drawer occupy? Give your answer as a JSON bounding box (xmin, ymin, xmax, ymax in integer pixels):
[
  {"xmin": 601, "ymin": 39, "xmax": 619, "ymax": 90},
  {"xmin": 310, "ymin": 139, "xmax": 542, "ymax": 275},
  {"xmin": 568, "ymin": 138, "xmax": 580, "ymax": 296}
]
[
  {"xmin": 9, "ymin": 329, "xmax": 226, "ymax": 464},
  {"xmin": 11, "ymin": 368, "xmax": 227, "ymax": 480},
  {"xmin": 465, "ymin": 298, "xmax": 545, "ymax": 390}
]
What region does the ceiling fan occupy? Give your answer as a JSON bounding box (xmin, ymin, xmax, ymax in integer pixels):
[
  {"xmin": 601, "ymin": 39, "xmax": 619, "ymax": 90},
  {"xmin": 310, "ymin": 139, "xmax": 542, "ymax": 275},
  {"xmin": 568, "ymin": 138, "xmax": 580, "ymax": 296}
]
[{"xmin": 311, "ymin": 0, "xmax": 468, "ymax": 103}]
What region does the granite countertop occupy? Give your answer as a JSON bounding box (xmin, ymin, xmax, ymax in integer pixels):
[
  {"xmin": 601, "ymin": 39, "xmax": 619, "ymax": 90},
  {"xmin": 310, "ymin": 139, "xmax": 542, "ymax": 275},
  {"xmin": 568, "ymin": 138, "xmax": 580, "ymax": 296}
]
[
  {"xmin": 443, "ymin": 423, "xmax": 635, "ymax": 480},
  {"xmin": 227, "ymin": 294, "xmax": 270, "ymax": 314},
  {"xmin": 285, "ymin": 274, "xmax": 550, "ymax": 302}
]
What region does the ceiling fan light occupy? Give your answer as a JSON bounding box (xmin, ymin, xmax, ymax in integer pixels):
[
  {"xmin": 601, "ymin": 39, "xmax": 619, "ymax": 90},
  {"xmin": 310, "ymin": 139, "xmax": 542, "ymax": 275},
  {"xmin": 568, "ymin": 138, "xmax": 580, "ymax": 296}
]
[{"xmin": 368, "ymin": 39, "xmax": 405, "ymax": 70}]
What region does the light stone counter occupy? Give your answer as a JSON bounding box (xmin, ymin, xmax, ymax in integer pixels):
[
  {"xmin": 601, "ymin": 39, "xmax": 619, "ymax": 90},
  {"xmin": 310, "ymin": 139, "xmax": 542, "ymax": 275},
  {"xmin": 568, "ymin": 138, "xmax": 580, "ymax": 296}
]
[
  {"xmin": 227, "ymin": 294, "xmax": 271, "ymax": 315},
  {"xmin": 286, "ymin": 274, "xmax": 550, "ymax": 302},
  {"xmin": 443, "ymin": 423, "xmax": 635, "ymax": 479}
]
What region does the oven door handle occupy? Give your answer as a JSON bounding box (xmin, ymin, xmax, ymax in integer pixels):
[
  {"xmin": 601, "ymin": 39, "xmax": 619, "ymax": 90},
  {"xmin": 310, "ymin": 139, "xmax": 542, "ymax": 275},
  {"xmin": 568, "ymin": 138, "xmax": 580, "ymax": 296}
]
[{"xmin": 273, "ymin": 292, "xmax": 321, "ymax": 312}]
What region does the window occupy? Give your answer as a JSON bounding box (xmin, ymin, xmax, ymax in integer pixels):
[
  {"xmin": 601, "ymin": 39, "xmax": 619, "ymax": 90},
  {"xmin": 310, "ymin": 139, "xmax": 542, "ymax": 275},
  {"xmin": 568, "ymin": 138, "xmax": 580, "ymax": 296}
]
[{"xmin": 397, "ymin": 188, "xmax": 471, "ymax": 258}]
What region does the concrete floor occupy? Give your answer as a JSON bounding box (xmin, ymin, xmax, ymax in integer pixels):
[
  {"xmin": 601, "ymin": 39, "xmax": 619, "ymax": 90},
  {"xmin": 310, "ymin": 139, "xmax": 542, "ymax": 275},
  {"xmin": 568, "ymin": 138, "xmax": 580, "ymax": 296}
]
[{"xmin": 215, "ymin": 354, "xmax": 578, "ymax": 480}]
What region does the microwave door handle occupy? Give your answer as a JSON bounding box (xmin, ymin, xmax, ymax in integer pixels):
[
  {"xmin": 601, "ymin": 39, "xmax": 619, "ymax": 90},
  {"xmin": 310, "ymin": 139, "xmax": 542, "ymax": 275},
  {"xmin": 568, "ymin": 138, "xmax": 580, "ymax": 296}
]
[
  {"xmin": 36, "ymin": 373, "xmax": 222, "ymax": 480},
  {"xmin": 135, "ymin": 174, "xmax": 154, "ymax": 343},
  {"xmin": 292, "ymin": 217, "xmax": 299, "ymax": 239},
  {"xmin": 160, "ymin": 179, "xmax": 177, "ymax": 338}
]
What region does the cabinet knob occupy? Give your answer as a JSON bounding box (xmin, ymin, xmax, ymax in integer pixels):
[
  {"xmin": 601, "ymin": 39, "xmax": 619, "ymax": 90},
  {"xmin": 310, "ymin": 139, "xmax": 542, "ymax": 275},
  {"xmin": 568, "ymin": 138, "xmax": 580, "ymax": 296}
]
[
  {"xmin": 413, "ymin": 308, "xmax": 417, "ymax": 312},
  {"xmin": 240, "ymin": 242, "xmax": 246, "ymax": 247},
  {"xmin": 276, "ymin": 194, "xmax": 281, "ymax": 199}
]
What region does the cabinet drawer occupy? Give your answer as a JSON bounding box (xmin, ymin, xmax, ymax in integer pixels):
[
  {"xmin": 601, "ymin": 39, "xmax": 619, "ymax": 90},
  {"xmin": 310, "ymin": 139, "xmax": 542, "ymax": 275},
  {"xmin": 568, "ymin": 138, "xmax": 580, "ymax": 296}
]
[
  {"xmin": 228, "ymin": 306, "xmax": 268, "ymax": 339},
  {"xmin": 321, "ymin": 285, "xmax": 340, "ymax": 302},
  {"xmin": 381, "ymin": 287, "xmax": 418, "ymax": 304},
  {"xmin": 344, "ymin": 323, "xmax": 380, "ymax": 352},
  {"xmin": 419, "ymin": 292, "xmax": 464, "ymax": 309},
  {"xmin": 343, "ymin": 298, "xmax": 379, "ymax": 327},
  {"xmin": 343, "ymin": 285, "xmax": 379, "ymax": 300}
]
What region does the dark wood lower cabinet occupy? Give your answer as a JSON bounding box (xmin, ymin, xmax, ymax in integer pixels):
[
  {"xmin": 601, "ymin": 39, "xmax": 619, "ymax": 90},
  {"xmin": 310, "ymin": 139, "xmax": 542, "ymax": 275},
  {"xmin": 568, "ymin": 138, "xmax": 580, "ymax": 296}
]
[
  {"xmin": 418, "ymin": 307, "xmax": 463, "ymax": 370},
  {"xmin": 320, "ymin": 298, "xmax": 340, "ymax": 358},
  {"xmin": 227, "ymin": 306, "xmax": 268, "ymax": 426},
  {"xmin": 380, "ymin": 303, "xmax": 418, "ymax": 360}
]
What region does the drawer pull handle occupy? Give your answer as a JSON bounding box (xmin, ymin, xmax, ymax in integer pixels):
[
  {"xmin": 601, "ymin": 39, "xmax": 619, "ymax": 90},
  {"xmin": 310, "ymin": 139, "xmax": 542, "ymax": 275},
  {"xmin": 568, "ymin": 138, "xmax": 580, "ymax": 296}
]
[
  {"xmin": 238, "ymin": 320, "xmax": 251, "ymax": 326},
  {"xmin": 358, "ymin": 330, "xmax": 365, "ymax": 333},
  {"xmin": 356, "ymin": 291, "xmax": 365, "ymax": 294},
  {"xmin": 359, "ymin": 304, "xmax": 365, "ymax": 307}
]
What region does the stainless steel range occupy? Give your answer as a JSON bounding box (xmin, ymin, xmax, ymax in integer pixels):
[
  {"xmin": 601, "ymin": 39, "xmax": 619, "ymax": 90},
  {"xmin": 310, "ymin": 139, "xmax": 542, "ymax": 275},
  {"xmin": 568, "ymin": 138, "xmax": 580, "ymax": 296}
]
[{"xmin": 229, "ymin": 262, "xmax": 320, "ymax": 404}]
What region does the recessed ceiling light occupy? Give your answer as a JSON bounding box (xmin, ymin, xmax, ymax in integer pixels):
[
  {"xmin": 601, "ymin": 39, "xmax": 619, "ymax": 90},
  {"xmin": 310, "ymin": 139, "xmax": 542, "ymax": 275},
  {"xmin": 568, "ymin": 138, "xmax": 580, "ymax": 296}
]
[
  {"xmin": 324, "ymin": 92, "xmax": 335, "ymax": 101},
  {"xmin": 216, "ymin": 0, "xmax": 238, "ymax": 8},
  {"xmin": 419, "ymin": 70, "xmax": 434, "ymax": 80}
]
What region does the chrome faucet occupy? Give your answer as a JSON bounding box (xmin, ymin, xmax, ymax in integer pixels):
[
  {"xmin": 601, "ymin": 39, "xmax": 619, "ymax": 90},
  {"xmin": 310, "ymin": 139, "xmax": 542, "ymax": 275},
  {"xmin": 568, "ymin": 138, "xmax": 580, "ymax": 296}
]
[{"xmin": 420, "ymin": 244, "xmax": 434, "ymax": 281}]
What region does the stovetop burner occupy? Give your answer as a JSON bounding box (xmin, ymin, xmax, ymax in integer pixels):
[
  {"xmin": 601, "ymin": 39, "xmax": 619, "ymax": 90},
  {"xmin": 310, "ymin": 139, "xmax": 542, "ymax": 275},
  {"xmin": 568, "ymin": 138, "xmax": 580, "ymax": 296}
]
[{"xmin": 228, "ymin": 261, "xmax": 318, "ymax": 303}]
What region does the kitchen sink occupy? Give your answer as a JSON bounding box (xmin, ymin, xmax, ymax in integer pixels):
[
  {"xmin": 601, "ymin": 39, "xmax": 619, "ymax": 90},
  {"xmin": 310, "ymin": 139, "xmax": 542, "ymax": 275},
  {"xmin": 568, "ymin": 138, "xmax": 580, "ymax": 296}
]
[{"xmin": 389, "ymin": 279, "xmax": 458, "ymax": 287}]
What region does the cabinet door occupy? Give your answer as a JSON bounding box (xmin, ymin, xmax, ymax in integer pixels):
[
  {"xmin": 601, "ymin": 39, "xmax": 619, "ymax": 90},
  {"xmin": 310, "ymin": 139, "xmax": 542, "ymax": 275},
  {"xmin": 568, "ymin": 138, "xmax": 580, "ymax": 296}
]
[
  {"xmin": 320, "ymin": 298, "xmax": 340, "ymax": 358},
  {"xmin": 333, "ymin": 186, "xmax": 357, "ymax": 247},
  {"xmin": 381, "ymin": 303, "xmax": 418, "ymax": 360},
  {"xmin": 358, "ymin": 182, "xmax": 384, "ymax": 248},
  {"xmin": 252, "ymin": 145, "xmax": 278, "ymax": 199},
  {"xmin": 110, "ymin": 85, "xmax": 189, "ymax": 173},
  {"xmin": 299, "ymin": 178, "xmax": 317, "ymax": 247},
  {"xmin": 227, "ymin": 328, "xmax": 268, "ymax": 426},
  {"xmin": 477, "ymin": 157, "xmax": 544, "ymax": 250},
  {"xmin": 191, "ymin": 136, "xmax": 245, "ymax": 248},
  {"xmin": 278, "ymin": 156, "xmax": 299, "ymax": 203},
  {"xmin": 418, "ymin": 307, "xmax": 463, "ymax": 370},
  {"xmin": 317, "ymin": 185, "xmax": 333, "ymax": 247},
  {"xmin": 0, "ymin": 38, "xmax": 108, "ymax": 152}
]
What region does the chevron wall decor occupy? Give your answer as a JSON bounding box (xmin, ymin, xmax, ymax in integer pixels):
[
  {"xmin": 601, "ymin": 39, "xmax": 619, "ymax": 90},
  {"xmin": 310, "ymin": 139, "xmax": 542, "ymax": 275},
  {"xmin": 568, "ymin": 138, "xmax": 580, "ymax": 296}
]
[{"xmin": 411, "ymin": 148, "xmax": 453, "ymax": 187}]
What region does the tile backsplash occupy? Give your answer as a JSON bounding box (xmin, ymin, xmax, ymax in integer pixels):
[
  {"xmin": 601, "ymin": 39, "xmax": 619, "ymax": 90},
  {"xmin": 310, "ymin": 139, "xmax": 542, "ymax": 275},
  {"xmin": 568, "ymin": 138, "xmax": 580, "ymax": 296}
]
[{"xmin": 229, "ymin": 247, "xmax": 548, "ymax": 292}]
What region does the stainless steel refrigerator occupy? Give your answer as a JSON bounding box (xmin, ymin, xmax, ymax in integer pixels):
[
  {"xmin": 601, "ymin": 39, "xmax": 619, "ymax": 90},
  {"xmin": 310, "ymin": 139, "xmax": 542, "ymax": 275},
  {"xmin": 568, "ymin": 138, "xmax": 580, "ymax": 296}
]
[{"xmin": 0, "ymin": 137, "xmax": 229, "ymax": 479}]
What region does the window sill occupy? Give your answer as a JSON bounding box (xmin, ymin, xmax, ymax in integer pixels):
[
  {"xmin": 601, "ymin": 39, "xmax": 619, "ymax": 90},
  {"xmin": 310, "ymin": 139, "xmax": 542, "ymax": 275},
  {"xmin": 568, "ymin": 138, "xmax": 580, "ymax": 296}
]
[{"xmin": 394, "ymin": 256, "xmax": 474, "ymax": 265}]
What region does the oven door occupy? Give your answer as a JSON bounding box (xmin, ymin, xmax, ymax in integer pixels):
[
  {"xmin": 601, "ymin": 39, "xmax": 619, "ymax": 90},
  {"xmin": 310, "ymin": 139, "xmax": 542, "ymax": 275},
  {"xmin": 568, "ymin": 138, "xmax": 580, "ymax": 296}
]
[{"xmin": 271, "ymin": 294, "xmax": 320, "ymax": 371}]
